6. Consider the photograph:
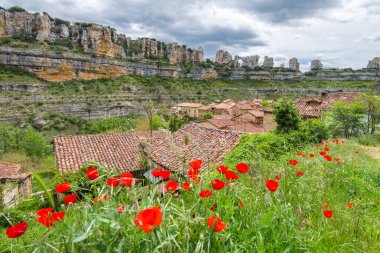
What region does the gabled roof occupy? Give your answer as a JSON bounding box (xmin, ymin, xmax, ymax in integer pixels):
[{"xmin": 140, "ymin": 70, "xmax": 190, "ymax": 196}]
[
  {"xmin": 205, "ymin": 118, "xmax": 234, "ymax": 128},
  {"xmin": 0, "ymin": 162, "xmax": 31, "ymax": 181},
  {"xmin": 224, "ymin": 123, "xmax": 265, "ymax": 134},
  {"xmin": 294, "ymin": 98, "xmax": 322, "ymax": 118},
  {"xmin": 142, "ymin": 124, "xmax": 242, "ymax": 171},
  {"xmin": 321, "ymin": 92, "xmax": 361, "ymax": 110},
  {"xmin": 175, "ymin": 103, "xmax": 203, "ymax": 108},
  {"xmin": 213, "ymin": 103, "xmax": 231, "ymax": 109}
]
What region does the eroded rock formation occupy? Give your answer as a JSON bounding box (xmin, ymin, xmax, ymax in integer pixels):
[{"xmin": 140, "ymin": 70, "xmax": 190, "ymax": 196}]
[
  {"xmin": 310, "ymin": 59, "xmax": 323, "ymax": 70},
  {"xmin": 263, "ymin": 56, "xmax": 274, "ymax": 68},
  {"xmin": 367, "ymin": 57, "xmax": 380, "ymax": 68},
  {"xmin": 215, "ymin": 50, "xmax": 232, "ymax": 65},
  {"xmin": 289, "ymin": 58, "xmax": 300, "ymax": 71}
]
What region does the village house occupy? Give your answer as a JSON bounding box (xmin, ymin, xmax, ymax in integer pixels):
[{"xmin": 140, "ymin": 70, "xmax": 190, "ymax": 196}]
[
  {"xmin": 0, "ymin": 162, "xmax": 32, "ymax": 209},
  {"xmin": 54, "ymin": 124, "xmax": 242, "ymax": 175},
  {"xmin": 171, "ymin": 103, "xmax": 204, "ymax": 119}
]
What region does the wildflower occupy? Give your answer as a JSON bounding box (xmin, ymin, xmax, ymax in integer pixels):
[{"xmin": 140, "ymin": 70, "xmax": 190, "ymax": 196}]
[
  {"xmin": 86, "ymin": 167, "xmax": 99, "ymax": 180},
  {"xmin": 238, "ymin": 201, "xmax": 244, "ymax": 207},
  {"xmin": 55, "ymin": 182, "xmax": 70, "ymax": 194},
  {"xmin": 309, "ymin": 154, "xmax": 315, "ymax": 157},
  {"xmin": 216, "ymin": 165, "xmax": 228, "ymax": 174},
  {"xmin": 296, "ymin": 171, "xmax": 304, "ymax": 176},
  {"xmin": 374, "ymin": 199, "xmax": 379, "ymax": 205},
  {"xmin": 236, "ymin": 163, "xmax": 249, "ymax": 173},
  {"xmin": 118, "ymin": 205, "xmax": 125, "ymax": 214},
  {"xmin": 324, "ymin": 155, "xmax": 332, "ymax": 162},
  {"xmin": 225, "ymin": 170, "xmax": 239, "ymax": 180},
  {"xmin": 266, "ymin": 180, "xmax": 279, "ymax": 192},
  {"xmin": 325, "ymin": 147, "xmax": 330, "ymax": 151},
  {"xmin": 182, "ymin": 182, "xmax": 191, "ymax": 191},
  {"xmin": 275, "ymin": 175, "xmax": 280, "ymax": 180},
  {"xmin": 151, "ymin": 168, "xmax": 163, "ymax": 178},
  {"xmin": 320, "ymin": 151, "xmax": 326, "ymax": 156},
  {"xmin": 301, "ymin": 153, "xmax": 306, "ymax": 157},
  {"xmin": 93, "ymin": 195, "xmax": 107, "ymax": 203},
  {"xmin": 106, "ymin": 178, "xmax": 120, "ymax": 187},
  {"xmin": 207, "ymin": 216, "xmax": 227, "ymax": 232},
  {"xmin": 289, "ymin": 160, "xmax": 298, "ymax": 166},
  {"xmin": 160, "ymin": 170, "xmax": 171, "ymax": 180},
  {"xmin": 63, "ymin": 194, "xmax": 77, "ymax": 205},
  {"xmin": 211, "ymin": 179, "xmax": 225, "ymax": 190},
  {"xmin": 165, "ymin": 181, "xmax": 178, "ymax": 192},
  {"xmin": 6, "ymin": 222, "xmax": 28, "ymax": 238},
  {"xmin": 323, "ymin": 210, "xmax": 333, "ymax": 218},
  {"xmin": 189, "ymin": 160, "xmax": 202, "ymax": 170},
  {"xmin": 322, "ymin": 202, "xmax": 329, "ymax": 207},
  {"xmin": 120, "ymin": 172, "xmax": 137, "ymax": 187},
  {"xmin": 188, "ymin": 168, "xmax": 200, "ymax": 180},
  {"xmin": 297, "ymin": 151, "xmax": 302, "ymax": 156},
  {"xmin": 199, "ymin": 190, "xmax": 212, "ymax": 198},
  {"xmin": 346, "ymin": 202, "xmax": 353, "ymax": 208},
  {"xmin": 36, "ymin": 208, "xmax": 65, "ymax": 227},
  {"xmin": 355, "ymin": 150, "xmax": 359, "ymax": 154},
  {"xmin": 134, "ymin": 206, "xmax": 163, "ymax": 233}
]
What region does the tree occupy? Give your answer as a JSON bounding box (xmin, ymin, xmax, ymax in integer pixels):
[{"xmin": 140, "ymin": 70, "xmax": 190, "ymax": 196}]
[
  {"xmin": 168, "ymin": 116, "xmax": 188, "ymax": 132},
  {"xmin": 361, "ymin": 93, "xmax": 380, "ymax": 134},
  {"xmin": 273, "ymin": 99, "xmax": 302, "ymax": 133},
  {"xmin": 330, "ymin": 100, "xmax": 365, "ymax": 138},
  {"xmin": 22, "ymin": 127, "xmax": 48, "ymax": 157}
]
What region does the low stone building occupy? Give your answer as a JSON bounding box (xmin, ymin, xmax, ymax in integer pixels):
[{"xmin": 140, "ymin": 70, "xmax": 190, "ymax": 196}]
[
  {"xmin": 171, "ymin": 103, "xmax": 204, "ymax": 119},
  {"xmin": 0, "ymin": 162, "xmax": 32, "ymax": 209}
]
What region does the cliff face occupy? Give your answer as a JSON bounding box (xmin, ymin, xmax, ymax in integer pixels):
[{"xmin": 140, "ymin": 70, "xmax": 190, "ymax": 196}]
[
  {"xmin": 0, "ymin": 9, "xmax": 203, "ymax": 64},
  {"xmin": 0, "ymin": 47, "xmax": 215, "ymax": 82}
]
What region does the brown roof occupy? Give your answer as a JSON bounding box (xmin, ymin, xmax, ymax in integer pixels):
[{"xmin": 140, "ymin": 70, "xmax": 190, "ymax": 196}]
[
  {"xmin": 176, "ymin": 103, "xmax": 203, "ymax": 108},
  {"xmin": 0, "ymin": 162, "xmax": 31, "ymax": 181},
  {"xmin": 234, "ymin": 101, "xmax": 253, "ymax": 110},
  {"xmin": 294, "ymin": 98, "xmax": 322, "ymax": 118},
  {"xmin": 205, "ymin": 118, "xmax": 235, "ymax": 128},
  {"xmin": 224, "ymin": 123, "xmax": 265, "ymax": 134},
  {"xmin": 248, "ymin": 110, "xmax": 265, "ymax": 118},
  {"xmin": 54, "ymin": 132, "xmax": 146, "ymax": 174},
  {"xmin": 321, "ymin": 92, "xmax": 361, "ymax": 110},
  {"xmin": 142, "ymin": 124, "xmax": 242, "ymax": 171},
  {"xmin": 213, "ymin": 103, "xmax": 232, "ymax": 109}
]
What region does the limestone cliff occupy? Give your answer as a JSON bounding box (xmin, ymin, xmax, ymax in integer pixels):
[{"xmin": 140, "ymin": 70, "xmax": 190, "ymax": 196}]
[{"xmin": 0, "ymin": 8, "xmax": 203, "ymax": 63}]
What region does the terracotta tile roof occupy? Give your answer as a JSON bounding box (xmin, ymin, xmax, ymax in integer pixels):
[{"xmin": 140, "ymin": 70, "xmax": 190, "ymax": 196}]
[
  {"xmin": 205, "ymin": 118, "xmax": 235, "ymax": 128},
  {"xmin": 54, "ymin": 132, "xmax": 146, "ymax": 174},
  {"xmin": 321, "ymin": 92, "xmax": 361, "ymax": 110},
  {"xmin": 234, "ymin": 101, "xmax": 253, "ymax": 110},
  {"xmin": 247, "ymin": 110, "xmax": 265, "ymax": 118},
  {"xmin": 213, "ymin": 103, "xmax": 232, "ymax": 109},
  {"xmin": 224, "ymin": 123, "xmax": 265, "ymax": 134},
  {"xmin": 294, "ymin": 98, "xmax": 322, "ymax": 118},
  {"xmin": 142, "ymin": 124, "xmax": 242, "ymax": 171},
  {"xmin": 175, "ymin": 103, "xmax": 203, "ymax": 108},
  {"xmin": 0, "ymin": 162, "xmax": 31, "ymax": 181}
]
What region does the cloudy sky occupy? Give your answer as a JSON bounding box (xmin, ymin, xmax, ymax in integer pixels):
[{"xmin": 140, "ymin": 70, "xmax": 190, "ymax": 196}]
[{"xmin": 1, "ymin": 0, "xmax": 379, "ymax": 71}]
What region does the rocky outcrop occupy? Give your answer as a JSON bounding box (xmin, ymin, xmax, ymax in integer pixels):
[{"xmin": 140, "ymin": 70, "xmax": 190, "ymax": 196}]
[
  {"xmin": 310, "ymin": 59, "xmax": 323, "ymax": 70},
  {"xmin": 367, "ymin": 57, "xmax": 380, "ymax": 68},
  {"xmin": 304, "ymin": 68, "xmax": 378, "ymax": 81},
  {"xmin": 215, "ymin": 50, "xmax": 232, "ymax": 65},
  {"xmin": 0, "ymin": 83, "xmax": 46, "ymax": 92},
  {"xmin": 289, "ymin": 58, "xmax": 299, "ymax": 71},
  {"xmin": 0, "ymin": 8, "xmax": 203, "ymax": 63},
  {"xmin": 234, "ymin": 55, "xmax": 260, "ymax": 68},
  {"xmin": 263, "ymin": 56, "xmax": 274, "ymax": 68}
]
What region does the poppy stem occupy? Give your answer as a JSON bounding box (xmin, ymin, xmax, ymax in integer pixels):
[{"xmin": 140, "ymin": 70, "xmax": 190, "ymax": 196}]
[{"xmin": 0, "ymin": 213, "xmax": 13, "ymax": 226}]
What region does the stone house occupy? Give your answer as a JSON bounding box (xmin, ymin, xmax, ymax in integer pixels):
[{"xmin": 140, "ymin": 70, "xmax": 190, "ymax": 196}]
[
  {"xmin": 171, "ymin": 103, "xmax": 204, "ymax": 119},
  {"xmin": 0, "ymin": 162, "xmax": 32, "ymax": 209}
]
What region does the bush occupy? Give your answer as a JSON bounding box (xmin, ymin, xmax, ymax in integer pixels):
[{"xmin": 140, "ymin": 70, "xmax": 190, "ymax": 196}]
[
  {"xmin": 354, "ymin": 134, "xmax": 380, "ymax": 146},
  {"xmin": 201, "ymin": 112, "xmax": 213, "ymax": 120},
  {"xmin": 273, "ymin": 99, "xmax": 302, "ymax": 133},
  {"xmin": 7, "ymin": 6, "xmax": 26, "ymax": 12},
  {"xmin": 22, "ymin": 127, "xmax": 49, "ymax": 157}
]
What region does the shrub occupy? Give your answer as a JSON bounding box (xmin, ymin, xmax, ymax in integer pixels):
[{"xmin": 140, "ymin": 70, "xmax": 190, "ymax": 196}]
[
  {"xmin": 201, "ymin": 112, "xmax": 213, "ymax": 120},
  {"xmin": 7, "ymin": 6, "xmax": 26, "ymax": 12},
  {"xmin": 273, "ymin": 98, "xmax": 302, "ymax": 133},
  {"xmin": 21, "ymin": 127, "xmax": 48, "ymax": 157}
]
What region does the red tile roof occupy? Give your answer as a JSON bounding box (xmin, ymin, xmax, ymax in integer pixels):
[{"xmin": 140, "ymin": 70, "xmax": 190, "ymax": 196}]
[
  {"xmin": 224, "ymin": 123, "xmax": 265, "ymax": 134},
  {"xmin": 205, "ymin": 118, "xmax": 235, "ymax": 128},
  {"xmin": 0, "ymin": 162, "xmax": 31, "ymax": 181},
  {"xmin": 142, "ymin": 124, "xmax": 242, "ymax": 171},
  {"xmin": 213, "ymin": 103, "xmax": 232, "ymax": 109},
  {"xmin": 321, "ymin": 92, "xmax": 361, "ymax": 110},
  {"xmin": 294, "ymin": 99, "xmax": 322, "ymax": 118}
]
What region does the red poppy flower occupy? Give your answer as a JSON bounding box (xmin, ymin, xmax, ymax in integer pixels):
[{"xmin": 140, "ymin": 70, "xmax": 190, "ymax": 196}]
[
  {"xmin": 319, "ymin": 151, "xmax": 326, "ymax": 156},
  {"xmin": 296, "ymin": 171, "xmax": 304, "ymax": 176},
  {"xmin": 346, "ymin": 202, "xmax": 353, "ymax": 208},
  {"xmin": 238, "ymin": 201, "xmax": 244, "ymax": 207},
  {"xmin": 301, "ymin": 153, "xmax": 306, "ymax": 157},
  {"xmin": 192, "ymin": 213, "xmax": 196, "ymax": 218},
  {"xmin": 151, "ymin": 168, "xmax": 163, "ymax": 178},
  {"xmin": 63, "ymin": 194, "xmax": 77, "ymax": 205},
  {"xmin": 36, "ymin": 208, "xmax": 65, "ymax": 227},
  {"xmin": 297, "ymin": 151, "xmax": 302, "ymax": 156},
  {"xmin": 86, "ymin": 167, "xmax": 99, "ymax": 180},
  {"xmin": 55, "ymin": 182, "xmax": 70, "ymax": 194},
  {"xmin": 134, "ymin": 206, "xmax": 163, "ymax": 233},
  {"xmin": 160, "ymin": 170, "xmax": 171, "ymax": 180},
  {"xmin": 265, "ymin": 180, "xmax": 279, "ymax": 192},
  {"xmin": 322, "ymin": 202, "xmax": 329, "ymax": 207},
  {"xmin": 120, "ymin": 172, "xmax": 136, "ymax": 187},
  {"xmin": 309, "ymin": 154, "xmax": 315, "ymax": 157},
  {"xmin": 355, "ymin": 150, "xmax": 359, "ymax": 154},
  {"xmin": 275, "ymin": 175, "xmax": 280, "ymax": 180},
  {"xmin": 325, "ymin": 147, "xmax": 330, "ymax": 151},
  {"xmin": 182, "ymin": 182, "xmax": 191, "ymax": 191},
  {"xmin": 374, "ymin": 199, "xmax": 379, "ymax": 205},
  {"xmin": 236, "ymin": 163, "xmax": 249, "ymax": 173},
  {"xmin": 188, "ymin": 168, "xmax": 200, "ymax": 180},
  {"xmin": 118, "ymin": 205, "xmax": 125, "ymax": 214},
  {"xmin": 165, "ymin": 181, "xmax": 178, "ymax": 192},
  {"xmin": 189, "ymin": 160, "xmax": 202, "ymax": 170},
  {"xmin": 342, "ymin": 140, "xmax": 345, "ymax": 143},
  {"xmin": 107, "ymin": 178, "xmax": 120, "ymax": 187},
  {"xmin": 324, "ymin": 155, "xmax": 332, "ymax": 162},
  {"xmin": 207, "ymin": 216, "xmax": 227, "ymax": 232},
  {"xmin": 211, "ymin": 179, "xmax": 225, "ymax": 190},
  {"xmin": 289, "ymin": 160, "xmax": 298, "ymax": 166},
  {"xmin": 323, "ymin": 210, "xmax": 333, "ymax": 218},
  {"xmin": 6, "ymin": 222, "xmax": 28, "ymax": 238},
  {"xmin": 225, "ymin": 170, "xmax": 239, "ymax": 180},
  {"xmin": 216, "ymin": 165, "xmax": 228, "ymax": 174},
  {"xmin": 199, "ymin": 190, "xmax": 212, "ymax": 198},
  {"xmin": 315, "ymin": 143, "xmax": 320, "ymax": 147},
  {"xmin": 93, "ymin": 195, "xmax": 107, "ymax": 203}
]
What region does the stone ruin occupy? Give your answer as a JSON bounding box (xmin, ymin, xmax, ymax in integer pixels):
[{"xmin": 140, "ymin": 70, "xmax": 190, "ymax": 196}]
[{"xmin": 310, "ymin": 59, "xmax": 323, "ymax": 70}]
